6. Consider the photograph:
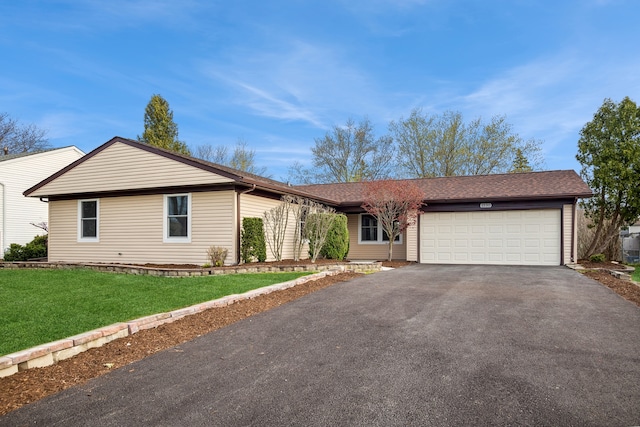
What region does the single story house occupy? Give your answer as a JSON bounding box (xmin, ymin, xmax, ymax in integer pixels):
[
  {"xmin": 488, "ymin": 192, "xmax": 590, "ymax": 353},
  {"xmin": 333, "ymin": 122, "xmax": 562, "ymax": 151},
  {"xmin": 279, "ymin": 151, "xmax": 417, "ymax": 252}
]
[
  {"xmin": 24, "ymin": 137, "xmax": 592, "ymax": 266},
  {"xmin": 0, "ymin": 146, "xmax": 85, "ymax": 253}
]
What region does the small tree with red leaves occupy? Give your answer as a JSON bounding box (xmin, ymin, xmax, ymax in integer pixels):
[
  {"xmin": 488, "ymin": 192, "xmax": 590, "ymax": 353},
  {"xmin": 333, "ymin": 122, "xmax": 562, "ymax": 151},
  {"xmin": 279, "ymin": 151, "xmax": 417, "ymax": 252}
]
[{"xmin": 361, "ymin": 180, "xmax": 425, "ymax": 261}]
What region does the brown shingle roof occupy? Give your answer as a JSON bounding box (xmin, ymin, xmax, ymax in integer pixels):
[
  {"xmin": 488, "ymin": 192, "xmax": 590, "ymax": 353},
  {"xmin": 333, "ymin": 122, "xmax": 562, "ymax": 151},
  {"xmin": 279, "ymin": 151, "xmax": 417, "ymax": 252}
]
[
  {"xmin": 297, "ymin": 170, "xmax": 592, "ymax": 205},
  {"xmin": 24, "ymin": 137, "xmax": 592, "ymax": 206}
]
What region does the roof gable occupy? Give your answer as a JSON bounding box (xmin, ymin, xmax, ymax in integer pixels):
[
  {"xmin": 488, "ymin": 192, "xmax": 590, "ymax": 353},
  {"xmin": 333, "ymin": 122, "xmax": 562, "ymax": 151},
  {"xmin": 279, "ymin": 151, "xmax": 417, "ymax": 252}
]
[
  {"xmin": 24, "ymin": 137, "xmax": 333, "ymax": 203},
  {"xmin": 25, "ymin": 138, "xmax": 236, "ymax": 197}
]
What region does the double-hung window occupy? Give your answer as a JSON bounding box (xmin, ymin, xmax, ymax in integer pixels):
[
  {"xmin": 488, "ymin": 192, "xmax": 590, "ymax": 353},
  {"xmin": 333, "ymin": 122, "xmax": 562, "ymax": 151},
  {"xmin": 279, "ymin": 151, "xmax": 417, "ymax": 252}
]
[
  {"xmin": 164, "ymin": 194, "xmax": 191, "ymax": 242},
  {"xmin": 359, "ymin": 214, "xmax": 401, "ymax": 244},
  {"xmin": 78, "ymin": 199, "xmax": 99, "ymax": 242}
]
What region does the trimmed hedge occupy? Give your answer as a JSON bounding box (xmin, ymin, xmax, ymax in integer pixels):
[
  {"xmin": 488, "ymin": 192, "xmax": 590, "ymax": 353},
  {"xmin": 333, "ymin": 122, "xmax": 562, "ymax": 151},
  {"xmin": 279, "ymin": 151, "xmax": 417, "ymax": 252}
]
[{"xmin": 241, "ymin": 217, "xmax": 267, "ymax": 263}]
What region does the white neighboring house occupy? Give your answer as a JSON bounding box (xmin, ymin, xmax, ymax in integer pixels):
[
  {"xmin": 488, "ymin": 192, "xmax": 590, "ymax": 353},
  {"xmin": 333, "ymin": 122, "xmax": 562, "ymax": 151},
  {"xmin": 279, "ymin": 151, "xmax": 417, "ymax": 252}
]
[
  {"xmin": 629, "ymin": 221, "xmax": 640, "ymax": 235},
  {"xmin": 0, "ymin": 146, "xmax": 85, "ymax": 254}
]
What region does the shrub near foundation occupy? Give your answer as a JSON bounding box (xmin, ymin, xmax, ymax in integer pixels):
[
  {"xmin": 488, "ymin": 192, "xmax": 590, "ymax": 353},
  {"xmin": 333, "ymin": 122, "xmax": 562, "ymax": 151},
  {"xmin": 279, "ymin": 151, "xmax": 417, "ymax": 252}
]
[
  {"xmin": 241, "ymin": 217, "xmax": 267, "ymax": 263},
  {"xmin": 3, "ymin": 235, "xmax": 47, "ymax": 261},
  {"xmin": 206, "ymin": 246, "xmax": 228, "ymax": 267},
  {"xmin": 321, "ymin": 214, "xmax": 349, "ymax": 260}
]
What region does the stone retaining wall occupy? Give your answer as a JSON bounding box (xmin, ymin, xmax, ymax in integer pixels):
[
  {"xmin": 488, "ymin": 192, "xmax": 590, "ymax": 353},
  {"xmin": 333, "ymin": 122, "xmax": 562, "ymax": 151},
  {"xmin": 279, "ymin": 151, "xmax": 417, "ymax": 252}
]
[
  {"xmin": 0, "ymin": 261, "xmax": 380, "ymax": 276},
  {"xmin": 0, "ymin": 264, "xmax": 379, "ymax": 378}
]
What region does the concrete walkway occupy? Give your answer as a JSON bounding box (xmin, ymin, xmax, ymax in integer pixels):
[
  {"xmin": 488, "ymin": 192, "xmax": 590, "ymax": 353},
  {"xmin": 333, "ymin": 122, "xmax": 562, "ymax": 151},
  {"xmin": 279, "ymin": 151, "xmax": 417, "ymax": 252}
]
[{"xmin": 2, "ymin": 265, "xmax": 639, "ymax": 426}]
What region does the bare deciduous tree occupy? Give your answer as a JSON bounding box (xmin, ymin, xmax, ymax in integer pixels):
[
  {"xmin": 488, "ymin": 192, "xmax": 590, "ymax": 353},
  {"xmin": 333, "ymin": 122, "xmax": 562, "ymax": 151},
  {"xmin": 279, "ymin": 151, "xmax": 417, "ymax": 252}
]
[
  {"xmin": 390, "ymin": 108, "xmax": 543, "ymax": 178},
  {"xmin": 263, "ymin": 201, "xmax": 290, "ymax": 261},
  {"xmin": 195, "ymin": 139, "xmax": 270, "ymax": 177},
  {"xmin": 289, "ymin": 117, "xmax": 395, "ymax": 184},
  {"xmin": 283, "ymin": 195, "xmax": 311, "ymax": 261},
  {"xmin": 305, "ymin": 203, "xmax": 337, "ymax": 263},
  {"xmin": 195, "ymin": 144, "xmax": 228, "ymax": 164},
  {"xmin": 0, "ymin": 113, "xmax": 49, "ymax": 154}
]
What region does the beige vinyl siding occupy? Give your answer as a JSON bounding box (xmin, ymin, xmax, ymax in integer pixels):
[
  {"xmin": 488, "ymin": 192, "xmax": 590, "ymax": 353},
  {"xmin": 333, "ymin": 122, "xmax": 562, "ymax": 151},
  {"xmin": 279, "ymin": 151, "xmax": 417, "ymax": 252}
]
[
  {"xmin": 346, "ymin": 214, "xmax": 407, "ymax": 260},
  {"xmin": 406, "ymin": 221, "xmax": 418, "ymax": 262},
  {"xmin": 48, "ymin": 191, "xmax": 235, "ymax": 265},
  {"xmin": 563, "ymin": 204, "xmax": 574, "ymax": 264},
  {"xmin": 240, "ymin": 193, "xmax": 308, "ymax": 261},
  {"xmin": 29, "ymin": 142, "xmax": 232, "ymax": 197},
  {"xmin": 0, "ymin": 147, "xmax": 84, "ymax": 250}
]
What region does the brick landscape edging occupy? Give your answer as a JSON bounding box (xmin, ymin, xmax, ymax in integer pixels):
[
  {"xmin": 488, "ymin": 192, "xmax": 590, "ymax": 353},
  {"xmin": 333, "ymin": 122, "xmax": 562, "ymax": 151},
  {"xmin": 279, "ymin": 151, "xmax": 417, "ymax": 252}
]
[{"xmin": 0, "ymin": 265, "xmax": 378, "ymax": 378}]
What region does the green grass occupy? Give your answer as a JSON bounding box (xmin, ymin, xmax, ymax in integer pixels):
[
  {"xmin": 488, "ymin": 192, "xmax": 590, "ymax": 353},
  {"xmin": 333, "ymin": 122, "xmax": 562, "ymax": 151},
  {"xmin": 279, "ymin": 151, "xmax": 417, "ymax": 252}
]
[
  {"xmin": 631, "ymin": 265, "xmax": 640, "ymax": 282},
  {"xmin": 0, "ymin": 269, "xmax": 309, "ymax": 356}
]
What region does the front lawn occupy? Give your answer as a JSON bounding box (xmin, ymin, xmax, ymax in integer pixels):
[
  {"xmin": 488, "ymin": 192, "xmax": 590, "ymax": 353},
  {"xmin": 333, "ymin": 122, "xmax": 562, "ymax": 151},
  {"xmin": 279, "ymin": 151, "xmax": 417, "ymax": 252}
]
[
  {"xmin": 0, "ymin": 269, "xmax": 309, "ymax": 356},
  {"xmin": 632, "ymin": 266, "xmax": 640, "ymax": 282}
]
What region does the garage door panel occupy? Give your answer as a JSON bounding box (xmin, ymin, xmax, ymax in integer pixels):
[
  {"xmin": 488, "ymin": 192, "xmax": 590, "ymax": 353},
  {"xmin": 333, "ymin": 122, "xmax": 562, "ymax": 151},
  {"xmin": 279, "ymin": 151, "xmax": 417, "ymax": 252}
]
[
  {"xmin": 506, "ymin": 224, "xmax": 521, "ymax": 233},
  {"xmin": 455, "ymin": 240, "xmax": 468, "ymax": 248},
  {"xmin": 488, "ymin": 253, "xmax": 505, "ymax": 262},
  {"xmin": 454, "ymin": 253, "xmax": 469, "ymax": 262},
  {"xmin": 438, "ymin": 239, "xmax": 451, "ymax": 248},
  {"xmin": 506, "ymin": 253, "xmax": 523, "ymax": 262},
  {"xmin": 469, "ymin": 253, "xmax": 485, "ymax": 262},
  {"xmin": 506, "ymin": 239, "xmax": 521, "ymax": 248},
  {"xmin": 471, "ymin": 239, "xmax": 485, "ymax": 248},
  {"xmin": 420, "ymin": 210, "xmax": 560, "ymax": 266},
  {"xmin": 488, "ymin": 239, "xmax": 503, "ymax": 248}
]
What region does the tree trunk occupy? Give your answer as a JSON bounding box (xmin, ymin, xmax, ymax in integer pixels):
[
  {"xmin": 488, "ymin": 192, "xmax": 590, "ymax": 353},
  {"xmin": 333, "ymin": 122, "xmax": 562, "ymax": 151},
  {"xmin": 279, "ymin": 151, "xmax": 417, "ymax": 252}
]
[
  {"xmin": 584, "ymin": 188, "xmax": 607, "ymax": 257},
  {"xmin": 388, "ymin": 240, "xmax": 393, "ymax": 261},
  {"xmin": 590, "ymin": 211, "xmax": 623, "ymax": 257}
]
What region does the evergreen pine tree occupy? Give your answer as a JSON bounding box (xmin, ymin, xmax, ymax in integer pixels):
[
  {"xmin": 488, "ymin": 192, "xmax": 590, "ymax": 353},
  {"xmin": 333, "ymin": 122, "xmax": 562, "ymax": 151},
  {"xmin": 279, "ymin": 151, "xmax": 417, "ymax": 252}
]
[
  {"xmin": 510, "ymin": 148, "xmax": 532, "ymax": 173},
  {"xmin": 138, "ymin": 94, "xmax": 190, "ymax": 155}
]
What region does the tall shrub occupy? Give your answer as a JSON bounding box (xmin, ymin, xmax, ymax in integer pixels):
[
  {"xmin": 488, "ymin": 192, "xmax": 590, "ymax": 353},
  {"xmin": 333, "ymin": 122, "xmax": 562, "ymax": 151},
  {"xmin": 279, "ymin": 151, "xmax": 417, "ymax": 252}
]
[
  {"xmin": 320, "ymin": 214, "xmax": 349, "ymax": 260},
  {"xmin": 241, "ymin": 217, "xmax": 266, "ymax": 263}
]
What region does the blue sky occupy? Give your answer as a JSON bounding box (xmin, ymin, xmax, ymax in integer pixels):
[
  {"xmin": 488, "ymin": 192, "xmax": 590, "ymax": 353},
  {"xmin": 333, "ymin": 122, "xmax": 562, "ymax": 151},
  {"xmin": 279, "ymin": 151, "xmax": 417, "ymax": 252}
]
[{"xmin": 2, "ymin": 0, "xmax": 638, "ymax": 181}]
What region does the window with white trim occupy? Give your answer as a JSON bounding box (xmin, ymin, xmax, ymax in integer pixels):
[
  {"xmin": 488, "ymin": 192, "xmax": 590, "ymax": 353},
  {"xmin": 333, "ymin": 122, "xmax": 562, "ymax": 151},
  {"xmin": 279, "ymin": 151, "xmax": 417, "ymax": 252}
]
[
  {"xmin": 78, "ymin": 199, "xmax": 99, "ymax": 242},
  {"xmin": 359, "ymin": 214, "xmax": 401, "ymax": 244},
  {"xmin": 164, "ymin": 194, "xmax": 191, "ymax": 242}
]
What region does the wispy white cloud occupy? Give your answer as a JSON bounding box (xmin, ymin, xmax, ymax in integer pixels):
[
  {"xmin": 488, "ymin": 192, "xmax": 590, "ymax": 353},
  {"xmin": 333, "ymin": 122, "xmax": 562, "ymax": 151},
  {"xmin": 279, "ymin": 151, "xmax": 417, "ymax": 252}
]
[
  {"xmin": 199, "ymin": 40, "xmax": 378, "ymax": 129},
  {"xmin": 451, "ymin": 51, "xmax": 640, "ymax": 169},
  {"xmin": 228, "ymin": 79, "xmax": 325, "ymax": 128}
]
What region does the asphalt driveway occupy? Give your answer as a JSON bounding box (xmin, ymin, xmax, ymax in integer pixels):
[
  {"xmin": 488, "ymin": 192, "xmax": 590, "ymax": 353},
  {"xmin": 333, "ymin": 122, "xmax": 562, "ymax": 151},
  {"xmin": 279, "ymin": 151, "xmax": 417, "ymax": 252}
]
[{"xmin": 2, "ymin": 265, "xmax": 639, "ymax": 426}]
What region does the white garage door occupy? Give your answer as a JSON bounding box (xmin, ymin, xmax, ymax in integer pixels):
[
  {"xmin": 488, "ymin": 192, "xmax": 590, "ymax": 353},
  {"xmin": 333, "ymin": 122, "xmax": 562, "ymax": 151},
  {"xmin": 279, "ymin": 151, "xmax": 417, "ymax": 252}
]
[{"xmin": 420, "ymin": 210, "xmax": 561, "ymax": 266}]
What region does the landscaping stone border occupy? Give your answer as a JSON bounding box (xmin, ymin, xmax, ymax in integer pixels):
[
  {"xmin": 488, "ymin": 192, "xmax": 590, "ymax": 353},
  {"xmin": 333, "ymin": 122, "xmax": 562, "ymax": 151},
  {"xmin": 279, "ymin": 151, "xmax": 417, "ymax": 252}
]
[
  {"xmin": 0, "ymin": 261, "xmax": 380, "ymax": 276},
  {"xmin": 568, "ymin": 262, "xmax": 637, "ymax": 283},
  {"xmin": 0, "ymin": 264, "xmax": 379, "ymax": 378}
]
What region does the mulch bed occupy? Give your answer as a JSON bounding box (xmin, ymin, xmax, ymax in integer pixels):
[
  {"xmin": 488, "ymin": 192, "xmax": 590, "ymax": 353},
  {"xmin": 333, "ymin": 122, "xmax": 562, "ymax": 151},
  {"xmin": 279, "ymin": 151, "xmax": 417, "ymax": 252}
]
[
  {"xmin": 581, "ymin": 270, "xmax": 640, "ymax": 306},
  {"xmin": 577, "ymin": 260, "xmax": 634, "ymax": 271}
]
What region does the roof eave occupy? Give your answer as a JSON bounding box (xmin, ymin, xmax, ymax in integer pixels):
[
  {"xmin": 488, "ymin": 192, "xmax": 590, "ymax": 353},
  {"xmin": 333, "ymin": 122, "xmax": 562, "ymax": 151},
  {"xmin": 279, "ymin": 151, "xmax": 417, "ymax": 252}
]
[{"xmin": 333, "ymin": 192, "xmax": 593, "ymax": 207}]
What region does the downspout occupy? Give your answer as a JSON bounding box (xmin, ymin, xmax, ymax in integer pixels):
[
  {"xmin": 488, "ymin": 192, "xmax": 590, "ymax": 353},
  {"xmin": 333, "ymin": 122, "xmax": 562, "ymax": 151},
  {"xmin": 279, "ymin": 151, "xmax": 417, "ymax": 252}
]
[
  {"xmin": 572, "ymin": 198, "xmax": 577, "ymax": 263},
  {"xmin": 236, "ymin": 184, "xmax": 256, "ymax": 264}
]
